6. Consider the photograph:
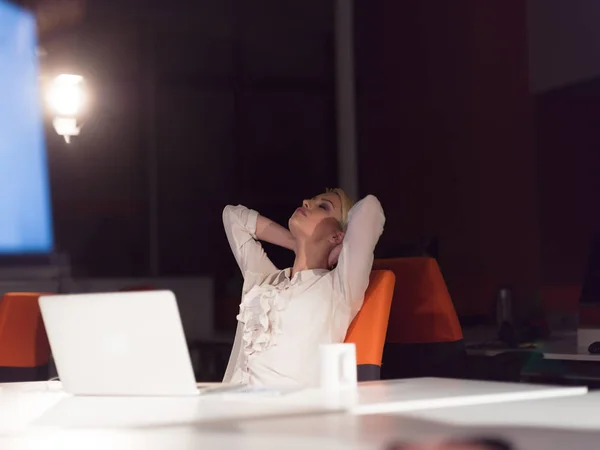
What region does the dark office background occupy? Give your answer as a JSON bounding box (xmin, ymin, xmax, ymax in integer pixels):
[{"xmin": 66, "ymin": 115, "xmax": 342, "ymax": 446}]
[{"xmin": 24, "ymin": 0, "xmax": 600, "ymax": 319}]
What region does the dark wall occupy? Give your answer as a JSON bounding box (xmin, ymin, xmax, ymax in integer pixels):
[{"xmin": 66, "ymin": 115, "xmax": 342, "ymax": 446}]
[
  {"xmin": 355, "ymin": 0, "xmax": 540, "ymax": 315},
  {"xmin": 44, "ymin": 0, "xmax": 337, "ymax": 278},
  {"xmin": 39, "ymin": 0, "xmax": 600, "ymax": 320},
  {"xmin": 536, "ymin": 78, "xmax": 600, "ymax": 287}
]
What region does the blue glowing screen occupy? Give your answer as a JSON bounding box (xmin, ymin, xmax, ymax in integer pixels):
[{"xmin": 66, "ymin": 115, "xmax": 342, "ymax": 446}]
[{"xmin": 0, "ymin": 1, "xmax": 54, "ymax": 254}]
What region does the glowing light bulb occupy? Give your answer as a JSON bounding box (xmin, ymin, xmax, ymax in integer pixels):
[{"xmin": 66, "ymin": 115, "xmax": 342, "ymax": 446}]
[{"xmin": 47, "ymin": 74, "xmax": 85, "ymax": 116}]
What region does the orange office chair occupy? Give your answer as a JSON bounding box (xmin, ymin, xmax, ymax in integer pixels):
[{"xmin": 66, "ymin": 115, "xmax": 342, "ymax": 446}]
[
  {"xmin": 0, "ymin": 292, "xmax": 52, "ymax": 382},
  {"xmin": 344, "ymin": 270, "xmax": 396, "ymax": 381},
  {"xmin": 372, "ymin": 258, "xmax": 465, "ymax": 379}
]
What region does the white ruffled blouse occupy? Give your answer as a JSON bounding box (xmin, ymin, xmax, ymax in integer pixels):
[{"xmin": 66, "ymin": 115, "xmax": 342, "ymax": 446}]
[{"xmin": 222, "ymin": 195, "xmax": 385, "ymax": 387}]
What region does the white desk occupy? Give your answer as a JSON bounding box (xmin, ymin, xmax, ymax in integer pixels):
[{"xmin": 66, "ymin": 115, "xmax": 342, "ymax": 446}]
[
  {"xmin": 2, "ymin": 408, "xmax": 600, "ymax": 450},
  {"xmin": 534, "ymin": 337, "xmax": 600, "ymax": 362},
  {"xmin": 0, "ymin": 378, "xmax": 587, "ymax": 433},
  {"xmin": 0, "ymin": 428, "xmax": 380, "ymax": 450},
  {"xmin": 398, "ymin": 391, "xmax": 600, "ymax": 430},
  {"xmin": 228, "ymin": 410, "xmax": 600, "ymax": 450},
  {"xmin": 347, "ymin": 377, "xmax": 587, "ymax": 414}
]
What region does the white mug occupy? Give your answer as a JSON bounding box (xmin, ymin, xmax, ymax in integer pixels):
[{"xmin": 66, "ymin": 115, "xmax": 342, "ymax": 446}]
[{"xmin": 319, "ymin": 343, "xmax": 357, "ymax": 390}]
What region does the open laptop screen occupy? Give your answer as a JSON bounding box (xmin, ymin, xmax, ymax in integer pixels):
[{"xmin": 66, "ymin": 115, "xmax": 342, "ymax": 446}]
[{"xmin": 0, "ymin": 0, "xmax": 54, "ymax": 255}]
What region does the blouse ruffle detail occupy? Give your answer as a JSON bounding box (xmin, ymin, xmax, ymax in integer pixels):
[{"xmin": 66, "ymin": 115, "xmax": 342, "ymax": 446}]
[{"xmin": 236, "ymin": 280, "xmax": 292, "ymax": 355}]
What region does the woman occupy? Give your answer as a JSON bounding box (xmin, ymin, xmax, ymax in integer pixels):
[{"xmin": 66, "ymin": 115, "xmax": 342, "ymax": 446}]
[{"xmin": 222, "ymin": 189, "xmax": 385, "ymax": 386}]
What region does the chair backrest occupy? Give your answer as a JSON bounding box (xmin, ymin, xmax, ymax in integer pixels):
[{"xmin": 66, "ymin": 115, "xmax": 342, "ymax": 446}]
[
  {"xmin": 373, "ymin": 257, "xmax": 463, "ymax": 344},
  {"xmin": 344, "ymin": 270, "xmax": 395, "ymax": 381},
  {"xmin": 0, "ymin": 292, "xmax": 51, "ymax": 367}
]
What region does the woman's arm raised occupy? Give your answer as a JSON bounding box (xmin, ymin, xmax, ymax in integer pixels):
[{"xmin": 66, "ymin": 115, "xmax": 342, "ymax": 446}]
[
  {"xmin": 223, "ymin": 205, "xmax": 278, "ymax": 277},
  {"xmin": 332, "ymin": 195, "xmax": 385, "ymax": 315},
  {"xmin": 255, "ymin": 215, "xmax": 296, "ymax": 252}
]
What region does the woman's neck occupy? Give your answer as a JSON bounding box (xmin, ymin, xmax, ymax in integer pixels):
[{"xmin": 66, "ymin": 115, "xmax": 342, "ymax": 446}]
[{"xmin": 291, "ymin": 241, "xmax": 330, "ymax": 277}]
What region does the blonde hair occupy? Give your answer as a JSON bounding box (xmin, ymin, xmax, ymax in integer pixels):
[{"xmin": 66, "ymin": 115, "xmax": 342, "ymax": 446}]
[{"xmin": 327, "ymin": 188, "xmax": 354, "ymax": 230}]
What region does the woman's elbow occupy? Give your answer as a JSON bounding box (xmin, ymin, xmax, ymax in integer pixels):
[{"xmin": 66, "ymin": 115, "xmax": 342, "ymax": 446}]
[
  {"xmin": 222, "ymin": 205, "xmax": 234, "ymax": 225},
  {"xmin": 364, "ymin": 195, "xmax": 384, "ymax": 214},
  {"xmin": 362, "ymin": 196, "xmax": 386, "ymax": 231}
]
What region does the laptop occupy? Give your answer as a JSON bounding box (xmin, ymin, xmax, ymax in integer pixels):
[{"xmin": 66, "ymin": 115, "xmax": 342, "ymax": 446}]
[{"xmin": 39, "ymin": 290, "xmax": 202, "ymax": 396}]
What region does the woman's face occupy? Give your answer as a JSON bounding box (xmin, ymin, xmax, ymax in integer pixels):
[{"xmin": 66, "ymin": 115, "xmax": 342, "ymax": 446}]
[{"xmin": 288, "ymin": 192, "xmax": 343, "ymax": 241}]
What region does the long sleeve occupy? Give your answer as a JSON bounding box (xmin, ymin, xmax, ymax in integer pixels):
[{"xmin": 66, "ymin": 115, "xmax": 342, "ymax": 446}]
[
  {"xmin": 332, "ymin": 195, "xmax": 385, "ymax": 316},
  {"xmin": 222, "ymin": 205, "xmax": 278, "ymax": 384},
  {"xmin": 223, "ymin": 205, "xmax": 278, "ymax": 277}
]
